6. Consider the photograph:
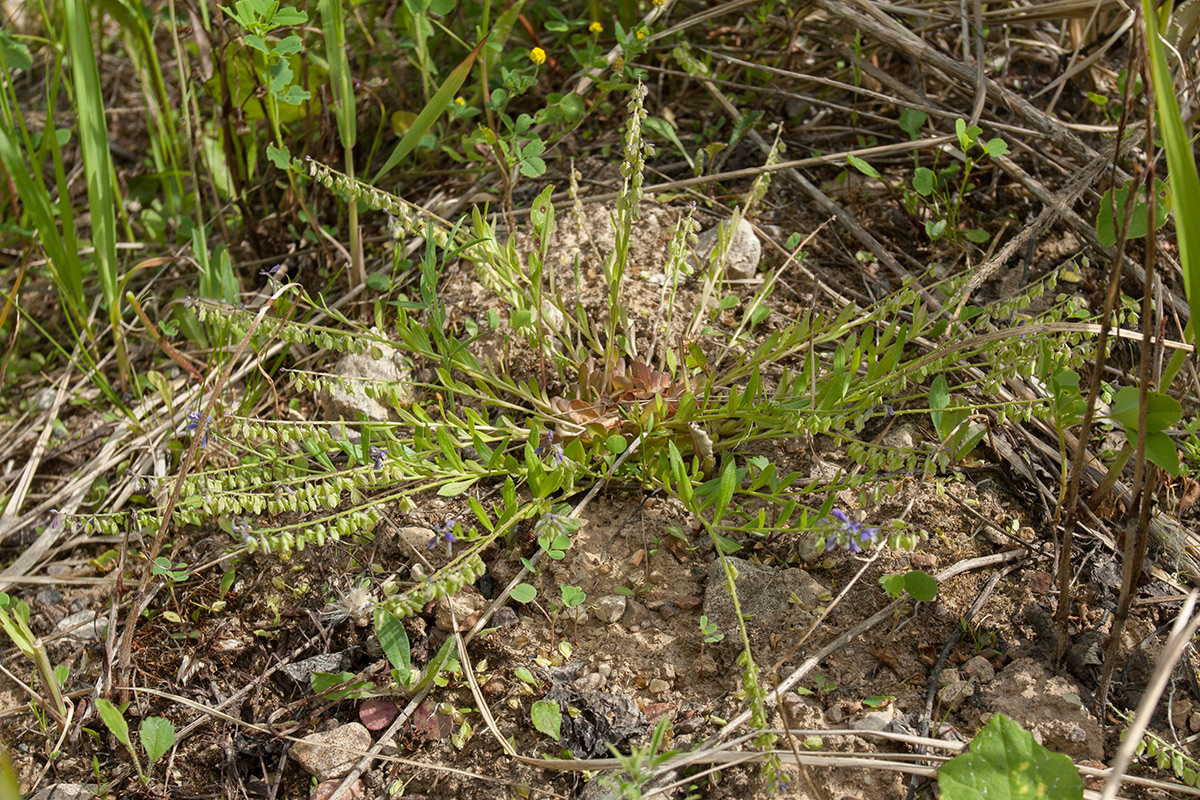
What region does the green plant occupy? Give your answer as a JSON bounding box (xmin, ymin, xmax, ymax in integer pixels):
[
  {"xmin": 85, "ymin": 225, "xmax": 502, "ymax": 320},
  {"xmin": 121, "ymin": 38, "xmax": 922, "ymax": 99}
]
[
  {"xmin": 598, "ymin": 718, "xmax": 677, "ymax": 800},
  {"xmin": 697, "ymin": 615, "xmax": 723, "ymax": 679},
  {"xmin": 0, "ymin": 593, "xmax": 68, "ymax": 730},
  {"xmin": 531, "ymin": 699, "xmax": 562, "ymax": 743},
  {"xmin": 938, "ymin": 714, "xmax": 1083, "ymax": 798},
  {"xmin": 908, "ymin": 119, "xmax": 1009, "ymax": 245},
  {"xmin": 93, "ymin": 698, "xmax": 176, "ymax": 785}
]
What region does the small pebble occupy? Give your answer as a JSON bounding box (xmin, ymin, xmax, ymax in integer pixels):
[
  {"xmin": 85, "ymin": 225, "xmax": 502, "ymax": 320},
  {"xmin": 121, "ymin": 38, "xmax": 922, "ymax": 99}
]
[{"xmin": 649, "ymin": 678, "xmax": 670, "ymax": 696}]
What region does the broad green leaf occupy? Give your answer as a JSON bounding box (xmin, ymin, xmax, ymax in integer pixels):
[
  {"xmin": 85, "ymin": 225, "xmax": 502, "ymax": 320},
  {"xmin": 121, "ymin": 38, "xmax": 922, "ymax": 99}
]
[
  {"xmin": 139, "ymin": 717, "xmax": 176, "ymax": 765},
  {"xmin": 510, "ymin": 583, "xmax": 537, "ymax": 603},
  {"xmin": 913, "ymin": 167, "xmax": 935, "ymax": 196},
  {"xmin": 438, "ymin": 477, "xmax": 479, "ymax": 496},
  {"xmin": 929, "ymin": 375, "xmax": 950, "ymax": 438},
  {"xmin": 903, "ymin": 570, "xmax": 937, "ymax": 602},
  {"xmin": 373, "ymin": 32, "xmax": 490, "ymax": 182},
  {"xmin": 1144, "ymin": 431, "xmax": 1181, "ymax": 477},
  {"xmin": 938, "ymin": 713, "xmax": 1083, "ymax": 799},
  {"xmin": 1108, "ymin": 386, "xmax": 1182, "ymax": 433},
  {"xmin": 531, "ymin": 700, "xmax": 562, "ymax": 741},
  {"xmin": 375, "ymin": 609, "xmax": 412, "ymax": 681}
]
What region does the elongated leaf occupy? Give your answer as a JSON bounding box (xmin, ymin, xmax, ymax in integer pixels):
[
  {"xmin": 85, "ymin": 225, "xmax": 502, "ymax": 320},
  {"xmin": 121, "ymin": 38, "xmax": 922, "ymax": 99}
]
[
  {"xmin": 929, "ymin": 375, "xmax": 950, "ymax": 437},
  {"xmin": 319, "ymin": 0, "xmax": 355, "ymax": 148},
  {"xmin": 65, "ymin": 0, "xmax": 121, "ymax": 363},
  {"xmin": 95, "ymin": 698, "xmax": 133, "ymax": 749},
  {"xmin": 375, "ymin": 608, "xmax": 412, "ymax": 682},
  {"xmin": 373, "ymin": 32, "xmax": 489, "ymax": 182},
  {"xmin": 711, "ymin": 458, "xmax": 737, "ymax": 526},
  {"xmin": 1143, "ymin": 0, "xmax": 1200, "ymax": 330}
]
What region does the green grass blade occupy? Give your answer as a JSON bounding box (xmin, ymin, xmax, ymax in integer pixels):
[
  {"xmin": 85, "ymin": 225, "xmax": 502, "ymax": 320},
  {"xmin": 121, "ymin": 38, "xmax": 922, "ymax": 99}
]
[
  {"xmin": 319, "ymin": 0, "xmax": 355, "ymax": 149},
  {"xmin": 1143, "ymin": 0, "xmax": 1200, "ymax": 328},
  {"xmin": 372, "ymin": 31, "xmax": 489, "ymax": 183},
  {"xmin": 64, "ymin": 0, "xmax": 123, "ymax": 368}
]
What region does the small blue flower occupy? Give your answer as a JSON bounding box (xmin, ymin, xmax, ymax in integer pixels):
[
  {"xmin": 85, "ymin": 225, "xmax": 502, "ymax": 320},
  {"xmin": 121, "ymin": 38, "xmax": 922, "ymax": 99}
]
[
  {"xmin": 369, "ymin": 445, "xmax": 386, "ymax": 471},
  {"xmin": 260, "ymin": 264, "xmax": 286, "ymax": 290},
  {"xmin": 429, "ymin": 519, "xmax": 458, "ymax": 555},
  {"xmin": 533, "ymin": 511, "xmax": 570, "ymax": 539},
  {"xmin": 823, "ymin": 507, "xmax": 879, "ymax": 553},
  {"xmin": 534, "ymin": 439, "xmax": 566, "ymax": 466},
  {"xmin": 183, "ymin": 411, "xmax": 210, "ymax": 447},
  {"xmin": 49, "ymin": 509, "xmax": 60, "ymax": 529}
]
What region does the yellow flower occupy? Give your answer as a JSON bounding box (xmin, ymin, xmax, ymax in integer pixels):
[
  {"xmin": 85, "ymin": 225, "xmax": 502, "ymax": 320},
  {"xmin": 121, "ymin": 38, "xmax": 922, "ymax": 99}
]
[
  {"xmin": 529, "ymin": 47, "xmax": 547, "ymax": 65},
  {"xmin": 454, "ymin": 96, "xmax": 465, "ymax": 106},
  {"xmin": 636, "ymin": 28, "xmax": 648, "ymax": 39},
  {"xmin": 589, "ymin": 21, "xmax": 602, "ymax": 33}
]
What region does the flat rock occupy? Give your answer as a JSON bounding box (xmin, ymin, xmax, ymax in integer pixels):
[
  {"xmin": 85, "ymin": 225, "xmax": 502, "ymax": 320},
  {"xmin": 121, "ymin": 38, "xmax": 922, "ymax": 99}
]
[
  {"xmin": 593, "ymin": 594, "xmax": 626, "ymax": 625},
  {"xmin": 55, "ymin": 610, "xmax": 106, "ymax": 641},
  {"xmin": 702, "ymin": 558, "xmax": 828, "ymax": 659},
  {"xmin": 980, "ymin": 657, "xmax": 1103, "ymax": 761},
  {"xmin": 691, "ymin": 217, "xmax": 761, "ymax": 280},
  {"xmin": 290, "ymin": 722, "xmax": 372, "ymax": 781},
  {"xmin": 434, "ymin": 587, "xmax": 485, "ymax": 632},
  {"xmin": 318, "ymin": 343, "xmax": 413, "ymax": 423},
  {"xmin": 30, "ymin": 785, "xmax": 100, "ymax": 800},
  {"xmin": 282, "ymin": 652, "xmax": 350, "ymax": 684}
]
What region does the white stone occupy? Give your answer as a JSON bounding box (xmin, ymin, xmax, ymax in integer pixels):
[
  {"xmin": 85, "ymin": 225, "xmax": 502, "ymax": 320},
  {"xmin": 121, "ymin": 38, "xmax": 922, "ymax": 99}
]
[
  {"xmin": 593, "ymin": 595, "xmax": 626, "ymax": 625},
  {"xmin": 692, "ymin": 217, "xmax": 761, "ymax": 280},
  {"xmin": 290, "ymin": 723, "xmax": 372, "ymax": 781}
]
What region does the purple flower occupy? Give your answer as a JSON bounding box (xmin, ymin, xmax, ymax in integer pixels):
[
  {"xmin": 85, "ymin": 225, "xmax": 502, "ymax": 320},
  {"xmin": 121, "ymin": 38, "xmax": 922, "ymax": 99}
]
[
  {"xmin": 429, "ymin": 519, "xmax": 458, "ymax": 555},
  {"xmin": 369, "ymin": 445, "xmax": 386, "ymax": 471},
  {"xmin": 260, "ymin": 264, "xmax": 286, "ymax": 288},
  {"xmin": 183, "ymin": 411, "xmax": 210, "ymax": 447},
  {"xmin": 824, "ymin": 507, "xmax": 879, "ymax": 553},
  {"xmin": 49, "ymin": 509, "xmax": 60, "ymax": 529}
]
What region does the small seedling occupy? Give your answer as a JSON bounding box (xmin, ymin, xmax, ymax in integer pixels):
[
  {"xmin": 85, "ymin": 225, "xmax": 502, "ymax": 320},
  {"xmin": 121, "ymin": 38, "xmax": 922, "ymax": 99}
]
[
  {"xmin": 698, "ymin": 615, "xmax": 723, "ymax": 678},
  {"xmin": 94, "ymin": 698, "xmax": 176, "ymax": 784}
]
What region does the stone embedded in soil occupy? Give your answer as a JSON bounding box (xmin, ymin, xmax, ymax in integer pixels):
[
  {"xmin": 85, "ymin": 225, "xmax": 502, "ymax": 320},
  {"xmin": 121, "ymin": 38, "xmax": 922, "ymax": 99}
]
[
  {"xmin": 962, "ymin": 655, "xmax": 996, "ymax": 684},
  {"xmin": 311, "ymin": 777, "xmax": 365, "ymax": 800},
  {"xmin": 593, "ymin": 594, "xmax": 626, "ymax": 624},
  {"xmin": 849, "ymin": 707, "xmax": 895, "ymax": 732},
  {"xmin": 359, "ymin": 697, "xmax": 400, "ymax": 731},
  {"xmin": 318, "ymin": 344, "xmax": 414, "ymax": 423},
  {"xmin": 30, "ymin": 785, "xmax": 100, "ymax": 800},
  {"xmin": 283, "ymin": 651, "xmax": 350, "ymax": 684},
  {"xmin": 290, "ymin": 722, "xmax": 372, "ymax": 781},
  {"xmin": 54, "ymin": 610, "xmax": 106, "ymax": 641},
  {"xmin": 397, "ymin": 526, "xmax": 436, "ymax": 553},
  {"xmin": 980, "ymin": 657, "xmax": 1103, "ymax": 761},
  {"xmin": 622, "ymin": 599, "xmax": 650, "ymax": 628},
  {"xmin": 648, "ymin": 678, "xmax": 670, "ymax": 696},
  {"xmin": 434, "ymin": 586, "xmax": 485, "ymax": 632},
  {"xmin": 701, "ymin": 558, "xmax": 828, "ymax": 657},
  {"xmin": 691, "ymin": 216, "xmax": 761, "ymax": 280}
]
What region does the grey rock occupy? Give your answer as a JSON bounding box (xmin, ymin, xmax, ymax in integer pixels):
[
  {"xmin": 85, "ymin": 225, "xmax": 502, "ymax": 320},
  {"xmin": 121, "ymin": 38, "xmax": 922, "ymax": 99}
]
[
  {"xmin": 849, "ymin": 707, "xmax": 895, "ymax": 732},
  {"xmin": 55, "ymin": 610, "xmax": 106, "ymax": 641},
  {"xmin": 622, "ymin": 599, "xmax": 650, "ymax": 628},
  {"xmin": 980, "ymin": 657, "xmax": 1104, "ymax": 761},
  {"xmin": 648, "ymin": 678, "xmax": 670, "ymax": 696},
  {"xmin": 702, "ymin": 558, "xmax": 828, "ymax": 657},
  {"xmin": 434, "ymin": 587, "xmax": 485, "ymax": 633},
  {"xmin": 593, "ymin": 595, "xmax": 626, "ymax": 625},
  {"xmin": 397, "ymin": 526, "xmax": 435, "ymax": 553},
  {"xmin": 290, "ymin": 722, "xmax": 372, "ymax": 781},
  {"xmin": 318, "ymin": 343, "xmax": 413, "ymax": 423},
  {"xmin": 963, "ymin": 655, "xmax": 996, "ymax": 684},
  {"xmin": 30, "ymin": 785, "xmax": 100, "ymax": 800},
  {"xmin": 283, "ymin": 652, "xmax": 351, "ymax": 684},
  {"xmin": 692, "ymin": 217, "xmax": 761, "ymax": 280}
]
